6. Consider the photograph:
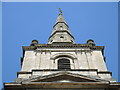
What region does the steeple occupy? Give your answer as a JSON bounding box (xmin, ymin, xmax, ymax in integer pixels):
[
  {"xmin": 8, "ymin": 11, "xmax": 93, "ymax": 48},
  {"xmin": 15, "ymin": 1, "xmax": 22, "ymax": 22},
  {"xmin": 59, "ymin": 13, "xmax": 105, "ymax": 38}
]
[
  {"xmin": 55, "ymin": 8, "xmax": 66, "ymax": 24},
  {"xmin": 48, "ymin": 9, "xmax": 75, "ymax": 44}
]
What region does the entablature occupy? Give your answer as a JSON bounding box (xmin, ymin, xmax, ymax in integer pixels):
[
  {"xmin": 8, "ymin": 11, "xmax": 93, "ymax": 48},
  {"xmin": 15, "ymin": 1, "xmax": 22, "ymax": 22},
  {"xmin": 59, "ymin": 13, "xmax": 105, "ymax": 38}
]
[{"xmin": 22, "ymin": 44, "xmax": 104, "ymax": 51}]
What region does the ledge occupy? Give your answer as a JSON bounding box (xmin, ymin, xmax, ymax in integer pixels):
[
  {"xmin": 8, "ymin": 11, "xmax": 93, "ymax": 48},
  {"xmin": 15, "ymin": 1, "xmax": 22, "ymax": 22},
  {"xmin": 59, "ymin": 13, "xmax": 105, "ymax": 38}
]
[
  {"xmin": 4, "ymin": 82, "xmax": 120, "ymax": 89},
  {"xmin": 17, "ymin": 72, "xmax": 32, "ymax": 74},
  {"xmin": 97, "ymin": 71, "xmax": 112, "ymax": 76},
  {"xmin": 17, "ymin": 72, "xmax": 32, "ymax": 77},
  {"xmin": 22, "ymin": 44, "xmax": 104, "ymax": 50},
  {"xmin": 49, "ymin": 30, "xmax": 75, "ymax": 40},
  {"xmin": 32, "ymin": 69, "xmax": 98, "ymax": 72}
]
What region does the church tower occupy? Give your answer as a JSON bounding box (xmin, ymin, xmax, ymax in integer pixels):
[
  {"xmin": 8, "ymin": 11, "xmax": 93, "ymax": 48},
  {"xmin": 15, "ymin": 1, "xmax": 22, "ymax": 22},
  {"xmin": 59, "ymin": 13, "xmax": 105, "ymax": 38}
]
[{"xmin": 4, "ymin": 9, "xmax": 120, "ymax": 90}]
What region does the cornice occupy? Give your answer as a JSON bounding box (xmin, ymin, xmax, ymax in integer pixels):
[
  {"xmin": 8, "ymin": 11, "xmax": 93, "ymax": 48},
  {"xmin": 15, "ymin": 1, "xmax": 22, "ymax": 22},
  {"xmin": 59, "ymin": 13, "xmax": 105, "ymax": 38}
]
[
  {"xmin": 32, "ymin": 69, "xmax": 98, "ymax": 72},
  {"xmin": 22, "ymin": 44, "xmax": 104, "ymax": 51},
  {"xmin": 48, "ymin": 30, "xmax": 75, "ymax": 40},
  {"xmin": 53, "ymin": 22, "xmax": 69, "ymax": 28}
]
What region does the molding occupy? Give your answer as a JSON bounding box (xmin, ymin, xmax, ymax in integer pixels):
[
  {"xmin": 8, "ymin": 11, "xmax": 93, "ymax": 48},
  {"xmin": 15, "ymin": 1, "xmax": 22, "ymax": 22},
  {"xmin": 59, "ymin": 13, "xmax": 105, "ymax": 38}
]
[
  {"xmin": 34, "ymin": 50, "xmax": 91, "ymax": 52},
  {"xmin": 50, "ymin": 53, "xmax": 77, "ymax": 60},
  {"xmin": 53, "ymin": 22, "xmax": 69, "ymax": 28},
  {"xmin": 23, "ymin": 44, "xmax": 104, "ymax": 51},
  {"xmin": 97, "ymin": 71, "xmax": 112, "ymax": 76},
  {"xmin": 48, "ymin": 30, "xmax": 75, "ymax": 40},
  {"xmin": 17, "ymin": 72, "xmax": 32, "ymax": 74},
  {"xmin": 4, "ymin": 82, "xmax": 120, "ymax": 89},
  {"xmin": 32, "ymin": 69, "xmax": 98, "ymax": 72},
  {"xmin": 17, "ymin": 72, "xmax": 32, "ymax": 77}
]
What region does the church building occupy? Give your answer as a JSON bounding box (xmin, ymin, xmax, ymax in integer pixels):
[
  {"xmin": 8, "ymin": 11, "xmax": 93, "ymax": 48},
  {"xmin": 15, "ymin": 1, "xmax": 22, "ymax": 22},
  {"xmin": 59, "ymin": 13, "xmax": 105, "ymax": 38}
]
[{"xmin": 4, "ymin": 9, "xmax": 120, "ymax": 90}]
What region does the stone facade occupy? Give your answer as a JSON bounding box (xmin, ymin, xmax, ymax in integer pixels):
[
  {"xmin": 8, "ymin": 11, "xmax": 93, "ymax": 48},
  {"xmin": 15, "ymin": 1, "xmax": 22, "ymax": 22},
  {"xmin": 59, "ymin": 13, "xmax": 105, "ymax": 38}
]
[
  {"xmin": 18, "ymin": 45, "xmax": 113, "ymax": 82},
  {"xmin": 4, "ymin": 9, "xmax": 120, "ymax": 90}
]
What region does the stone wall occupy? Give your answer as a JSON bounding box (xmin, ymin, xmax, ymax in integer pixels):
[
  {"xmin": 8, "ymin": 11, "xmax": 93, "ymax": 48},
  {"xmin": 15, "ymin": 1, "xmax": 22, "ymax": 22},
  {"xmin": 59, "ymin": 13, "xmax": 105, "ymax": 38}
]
[
  {"xmin": 18, "ymin": 48, "xmax": 113, "ymax": 81},
  {"xmin": 21, "ymin": 48, "xmax": 107, "ymax": 71}
]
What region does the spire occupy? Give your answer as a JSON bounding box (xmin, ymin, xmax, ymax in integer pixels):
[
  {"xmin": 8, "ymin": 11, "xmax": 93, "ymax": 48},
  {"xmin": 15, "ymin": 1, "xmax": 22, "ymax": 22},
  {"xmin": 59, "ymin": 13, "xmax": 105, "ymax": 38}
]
[
  {"xmin": 55, "ymin": 8, "xmax": 67, "ymax": 25},
  {"xmin": 48, "ymin": 9, "xmax": 75, "ymax": 44}
]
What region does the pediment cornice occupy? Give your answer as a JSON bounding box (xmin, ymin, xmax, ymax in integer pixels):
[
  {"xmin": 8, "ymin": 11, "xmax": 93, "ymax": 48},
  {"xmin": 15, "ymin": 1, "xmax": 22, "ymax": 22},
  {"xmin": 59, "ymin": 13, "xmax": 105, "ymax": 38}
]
[{"xmin": 19, "ymin": 71, "xmax": 109, "ymax": 84}]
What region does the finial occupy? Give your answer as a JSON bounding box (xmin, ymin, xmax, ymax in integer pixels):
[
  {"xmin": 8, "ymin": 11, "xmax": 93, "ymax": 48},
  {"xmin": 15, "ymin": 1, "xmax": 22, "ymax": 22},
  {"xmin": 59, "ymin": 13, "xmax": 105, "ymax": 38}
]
[{"xmin": 58, "ymin": 8, "xmax": 62, "ymax": 15}]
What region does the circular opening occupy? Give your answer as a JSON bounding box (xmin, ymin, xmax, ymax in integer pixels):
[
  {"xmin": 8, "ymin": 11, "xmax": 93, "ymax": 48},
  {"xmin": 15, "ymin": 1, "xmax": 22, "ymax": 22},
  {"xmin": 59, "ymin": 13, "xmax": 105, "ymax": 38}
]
[{"xmin": 60, "ymin": 36, "xmax": 64, "ymax": 38}]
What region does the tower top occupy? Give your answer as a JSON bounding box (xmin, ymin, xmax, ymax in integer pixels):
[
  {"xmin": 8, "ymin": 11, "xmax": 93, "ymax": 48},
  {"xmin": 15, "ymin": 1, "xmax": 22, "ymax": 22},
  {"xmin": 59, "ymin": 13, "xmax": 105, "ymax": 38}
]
[
  {"xmin": 55, "ymin": 8, "xmax": 66, "ymax": 24},
  {"xmin": 48, "ymin": 9, "xmax": 75, "ymax": 44}
]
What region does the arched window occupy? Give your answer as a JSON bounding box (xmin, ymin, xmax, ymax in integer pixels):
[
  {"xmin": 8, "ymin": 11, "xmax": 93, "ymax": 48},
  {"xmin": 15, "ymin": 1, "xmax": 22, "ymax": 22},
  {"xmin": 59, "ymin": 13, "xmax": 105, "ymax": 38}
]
[{"xmin": 58, "ymin": 59, "xmax": 70, "ymax": 70}]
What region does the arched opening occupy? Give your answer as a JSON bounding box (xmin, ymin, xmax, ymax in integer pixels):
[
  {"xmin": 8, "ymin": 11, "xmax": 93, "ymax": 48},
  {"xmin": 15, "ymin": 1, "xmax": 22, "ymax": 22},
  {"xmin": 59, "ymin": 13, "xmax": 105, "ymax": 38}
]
[
  {"xmin": 58, "ymin": 59, "xmax": 70, "ymax": 70},
  {"xmin": 60, "ymin": 26, "xmax": 63, "ymax": 30}
]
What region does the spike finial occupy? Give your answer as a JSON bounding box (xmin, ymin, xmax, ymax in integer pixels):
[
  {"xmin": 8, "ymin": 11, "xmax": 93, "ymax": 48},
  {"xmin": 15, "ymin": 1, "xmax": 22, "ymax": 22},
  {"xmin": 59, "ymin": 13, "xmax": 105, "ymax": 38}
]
[{"xmin": 58, "ymin": 8, "xmax": 62, "ymax": 15}]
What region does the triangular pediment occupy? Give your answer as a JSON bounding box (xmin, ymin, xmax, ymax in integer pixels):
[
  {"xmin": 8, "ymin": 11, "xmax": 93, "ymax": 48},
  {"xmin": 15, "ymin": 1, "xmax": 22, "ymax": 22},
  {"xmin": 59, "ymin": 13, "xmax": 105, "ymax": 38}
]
[
  {"xmin": 22, "ymin": 72, "xmax": 109, "ymax": 83},
  {"xmin": 32, "ymin": 74, "xmax": 96, "ymax": 82}
]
